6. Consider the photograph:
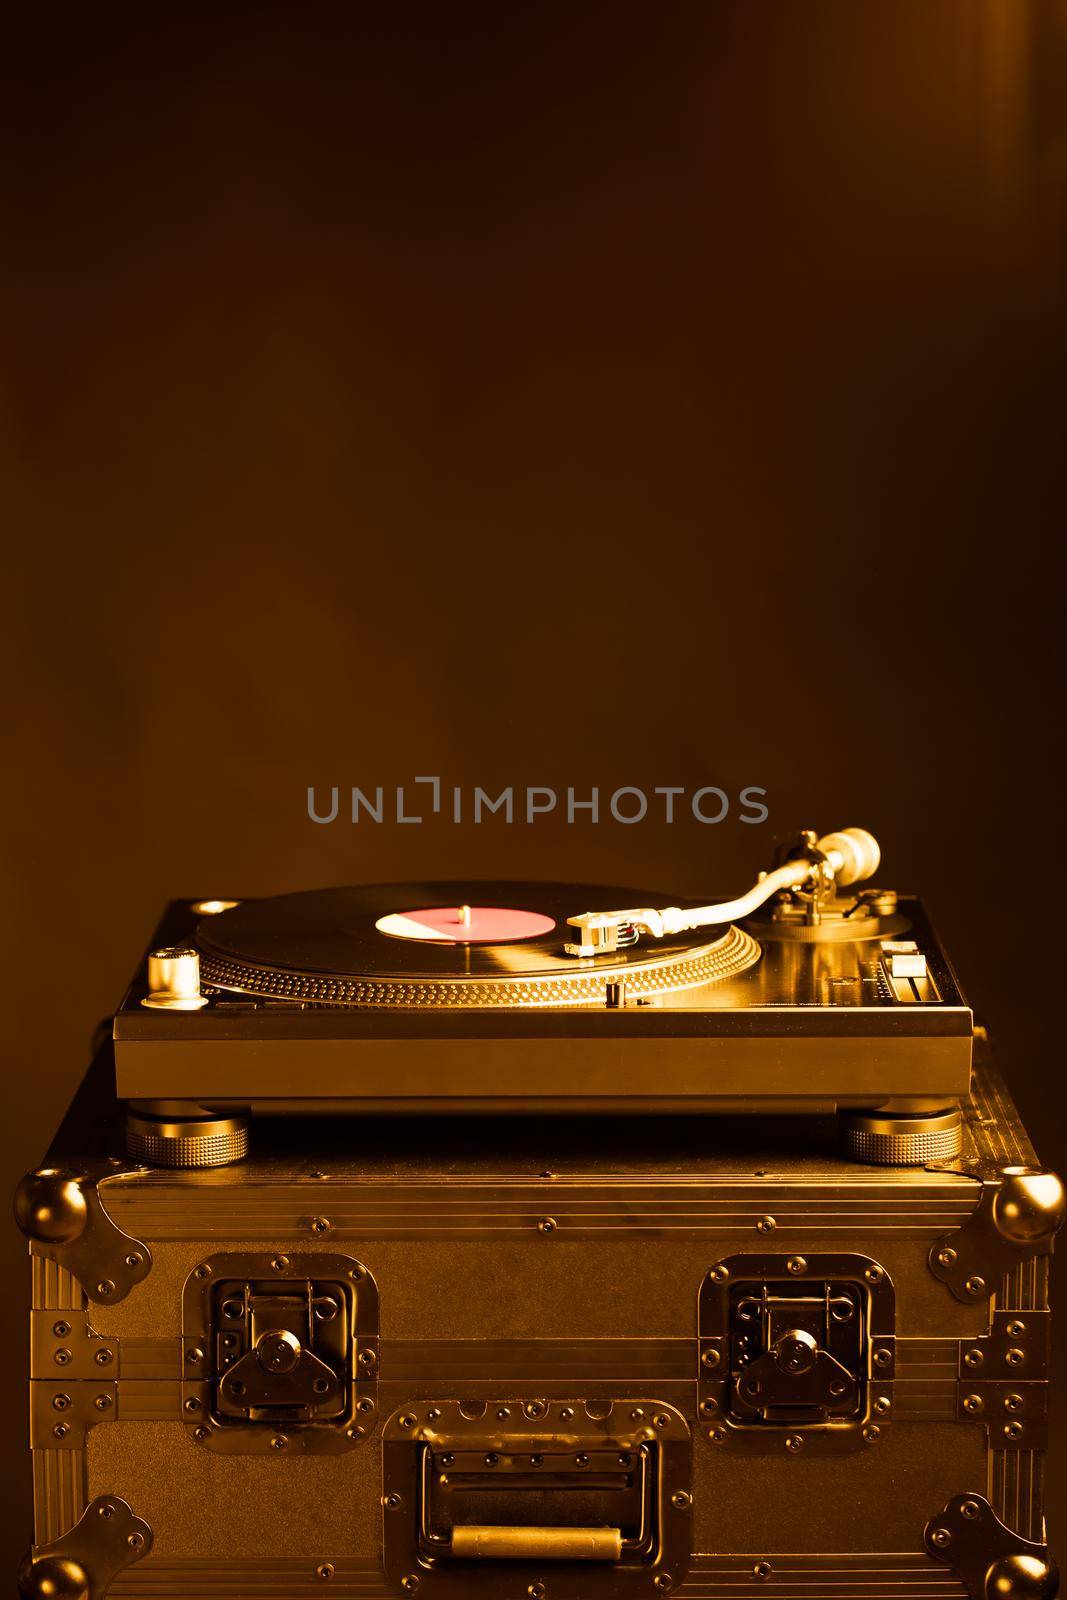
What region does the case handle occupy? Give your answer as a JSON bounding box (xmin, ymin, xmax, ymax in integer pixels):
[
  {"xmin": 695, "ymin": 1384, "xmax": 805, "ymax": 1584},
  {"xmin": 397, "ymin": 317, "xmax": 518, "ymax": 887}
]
[{"xmin": 449, "ymin": 1526, "xmax": 623, "ymax": 1561}]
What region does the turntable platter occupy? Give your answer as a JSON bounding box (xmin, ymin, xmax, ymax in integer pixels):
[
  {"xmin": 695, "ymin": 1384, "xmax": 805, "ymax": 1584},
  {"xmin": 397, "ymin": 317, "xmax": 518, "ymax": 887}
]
[{"xmin": 196, "ymin": 882, "xmax": 761, "ymax": 1008}]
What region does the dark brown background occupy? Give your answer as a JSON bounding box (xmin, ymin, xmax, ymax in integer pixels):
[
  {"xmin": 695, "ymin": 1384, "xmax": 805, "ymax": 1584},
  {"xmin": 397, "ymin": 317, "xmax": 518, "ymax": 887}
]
[{"xmin": 4, "ymin": 0, "xmax": 1066, "ymax": 1564}]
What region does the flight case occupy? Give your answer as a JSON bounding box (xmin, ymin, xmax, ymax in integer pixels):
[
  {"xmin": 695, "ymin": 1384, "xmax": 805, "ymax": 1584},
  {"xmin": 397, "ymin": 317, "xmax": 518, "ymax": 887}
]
[{"xmin": 16, "ymin": 1036, "xmax": 1063, "ymax": 1599}]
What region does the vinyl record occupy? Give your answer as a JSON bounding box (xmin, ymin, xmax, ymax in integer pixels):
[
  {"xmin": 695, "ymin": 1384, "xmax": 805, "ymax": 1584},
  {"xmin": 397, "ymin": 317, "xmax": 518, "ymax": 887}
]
[{"xmin": 195, "ymin": 882, "xmax": 761, "ymax": 1008}]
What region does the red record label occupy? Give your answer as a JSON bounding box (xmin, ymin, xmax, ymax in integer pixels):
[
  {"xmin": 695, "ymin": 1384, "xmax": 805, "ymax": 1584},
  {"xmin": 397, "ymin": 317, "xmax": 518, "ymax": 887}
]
[{"xmin": 375, "ymin": 905, "xmax": 556, "ymax": 944}]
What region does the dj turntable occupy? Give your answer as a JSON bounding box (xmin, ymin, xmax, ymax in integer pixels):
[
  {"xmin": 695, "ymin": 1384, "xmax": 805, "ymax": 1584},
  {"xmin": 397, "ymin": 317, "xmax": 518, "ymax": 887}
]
[
  {"xmin": 14, "ymin": 825, "xmax": 1065, "ymax": 1600},
  {"xmin": 114, "ymin": 827, "xmax": 973, "ymax": 1167}
]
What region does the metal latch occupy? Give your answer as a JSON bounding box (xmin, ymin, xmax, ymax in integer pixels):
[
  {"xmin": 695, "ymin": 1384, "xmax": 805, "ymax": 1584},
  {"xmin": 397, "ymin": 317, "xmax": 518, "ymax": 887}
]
[
  {"xmin": 699, "ymin": 1252, "xmax": 895, "ymax": 1454},
  {"xmin": 182, "ymin": 1252, "xmax": 379, "ymax": 1454},
  {"xmin": 215, "ymin": 1285, "xmax": 346, "ymax": 1421},
  {"xmin": 727, "ymin": 1283, "xmax": 864, "ymax": 1423}
]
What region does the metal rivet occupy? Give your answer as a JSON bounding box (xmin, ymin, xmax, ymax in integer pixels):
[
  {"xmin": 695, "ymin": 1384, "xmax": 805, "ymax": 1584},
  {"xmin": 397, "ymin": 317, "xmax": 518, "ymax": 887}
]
[
  {"xmin": 359, "ymin": 1349, "xmax": 376, "ymax": 1367},
  {"xmin": 1006, "ymin": 1348, "xmax": 1025, "ymax": 1367},
  {"xmin": 271, "ymin": 1434, "xmax": 288, "ymax": 1450},
  {"xmin": 485, "ymin": 1453, "xmax": 500, "ymax": 1467},
  {"xmin": 709, "ymin": 1426, "xmax": 728, "ymax": 1443},
  {"xmin": 863, "ymin": 1425, "xmax": 881, "ymax": 1443},
  {"xmin": 54, "ymin": 1349, "xmax": 72, "ymax": 1366},
  {"xmin": 963, "ymin": 1394, "xmax": 984, "ymax": 1414},
  {"xmin": 52, "ymin": 1321, "xmax": 71, "ymax": 1338},
  {"xmin": 1004, "ymin": 1393, "xmax": 1024, "ymax": 1413},
  {"xmin": 94, "ymin": 1349, "xmax": 113, "ymax": 1366},
  {"xmin": 787, "ymin": 1256, "xmax": 807, "ymax": 1276},
  {"xmin": 528, "ymin": 1585, "xmax": 546, "ymax": 1600},
  {"xmin": 127, "ymin": 1533, "xmax": 144, "ymax": 1552},
  {"xmin": 184, "ymin": 1398, "xmax": 200, "ymax": 1413},
  {"xmin": 700, "ymin": 1399, "xmax": 718, "ymax": 1416},
  {"xmin": 1004, "ymin": 1421, "xmax": 1024, "ymax": 1440},
  {"xmin": 537, "ymin": 1217, "xmax": 557, "ymax": 1233},
  {"xmin": 98, "ymin": 1504, "xmax": 114, "ymax": 1518},
  {"xmin": 194, "ymin": 1425, "xmax": 210, "ymax": 1441},
  {"xmin": 654, "ymin": 1413, "xmax": 671, "ymax": 1429},
  {"xmin": 873, "ymin": 1348, "xmax": 892, "ymax": 1368},
  {"xmin": 575, "ymin": 1453, "xmax": 589, "ymax": 1466},
  {"xmin": 753, "ymin": 1563, "xmax": 773, "ymax": 1582},
  {"xmin": 864, "ymin": 1265, "xmax": 884, "ymax": 1284},
  {"xmin": 97, "ymin": 1280, "xmax": 115, "ymax": 1297},
  {"xmin": 963, "ymin": 1348, "xmax": 984, "ymax": 1368},
  {"xmin": 95, "ymin": 1394, "xmax": 113, "ymax": 1411},
  {"xmin": 785, "ymin": 1434, "xmax": 804, "ymax": 1452},
  {"xmin": 710, "ymin": 1264, "xmax": 729, "ymax": 1283},
  {"xmin": 271, "ymin": 1256, "xmax": 291, "ymax": 1272},
  {"xmin": 756, "ymin": 1215, "xmax": 776, "ymax": 1234},
  {"xmin": 936, "ymin": 1247, "xmax": 957, "ymax": 1267},
  {"xmin": 560, "ymin": 1407, "xmax": 574, "ymax": 1420},
  {"xmin": 52, "ymin": 1423, "xmax": 69, "ymax": 1438},
  {"xmin": 52, "ymin": 1394, "xmax": 71, "ymax": 1411},
  {"xmin": 402, "ymin": 1576, "xmax": 420, "ymax": 1592},
  {"xmin": 186, "ymin": 1348, "xmax": 203, "ymax": 1365},
  {"xmin": 653, "ymin": 1575, "xmax": 673, "ymax": 1591},
  {"xmin": 125, "ymin": 1253, "xmax": 143, "ymax": 1268},
  {"xmin": 349, "ymin": 1266, "xmax": 365, "ymax": 1280},
  {"xmin": 524, "ymin": 1400, "xmax": 546, "ymax": 1419},
  {"xmin": 964, "ymin": 1275, "xmax": 986, "ymax": 1297},
  {"xmin": 701, "ymin": 1348, "xmax": 721, "ymax": 1369},
  {"xmin": 630, "ymin": 1408, "xmax": 645, "ymax": 1420},
  {"xmin": 382, "ymin": 1494, "xmax": 402, "ymax": 1509},
  {"xmin": 1006, "ymin": 1319, "xmax": 1026, "ymax": 1338},
  {"xmin": 496, "ymin": 1407, "xmax": 511, "ymax": 1420},
  {"xmin": 671, "ymin": 1491, "xmax": 692, "ymax": 1510},
  {"xmin": 399, "ymin": 1414, "xmax": 416, "ymax": 1430},
  {"xmin": 358, "ymin": 1398, "xmax": 374, "ymax": 1413},
  {"xmin": 310, "ymin": 1216, "xmax": 332, "ymax": 1236},
  {"xmin": 961, "ymin": 1500, "xmax": 981, "ymax": 1521},
  {"xmin": 317, "ymin": 1563, "xmax": 335, "ymax": 1581},
  {"xmin": 426, "ymin": 1408, "xmax": 441, "ymax": 1421},
  {"xmin": 194, "ymin": 1264, "xmax": 211, "ymax": 1280},
  {"xmin": 931, "ymin": 1527, "xmax": 951, "ymax": 1549},
  {"xmin": 873, "ymin": 1396, "xmax": 891, "ymax": 1416}
]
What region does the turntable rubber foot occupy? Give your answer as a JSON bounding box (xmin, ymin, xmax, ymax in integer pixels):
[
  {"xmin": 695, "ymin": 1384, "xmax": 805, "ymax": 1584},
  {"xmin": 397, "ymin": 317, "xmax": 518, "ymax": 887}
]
[
  {"xmin": 839, "ymin": 1107, "xmax": 963, "ymax": 1166},
  {"xmin": 125, "ymin": 1110, "xmax": 250, "ymax": 1169}
]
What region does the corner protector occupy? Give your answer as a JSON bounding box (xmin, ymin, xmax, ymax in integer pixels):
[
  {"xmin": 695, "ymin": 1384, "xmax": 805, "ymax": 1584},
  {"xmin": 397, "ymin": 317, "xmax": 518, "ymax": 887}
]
[
  {"xmin": 14, "ymin": 1164, "xmax": 152, "ymax": 1305},
  {"xmin": 928, "ymin": 1165, "xmax": 1065, "ymax": 1303},
  {"xmin": 926, "ymin": 1493, "xmax": 1058, "ymax": 1598},
  {"xmin": 19, "ymin": 1495, "xmax": 153, "ymax": 1600}
]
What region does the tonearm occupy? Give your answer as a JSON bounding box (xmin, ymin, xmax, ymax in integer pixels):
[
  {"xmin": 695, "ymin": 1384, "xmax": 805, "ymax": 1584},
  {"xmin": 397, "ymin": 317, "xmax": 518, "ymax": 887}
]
[{"xmin": 563, "ymin": 827, "xmax": 881, "ymax": 956}]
